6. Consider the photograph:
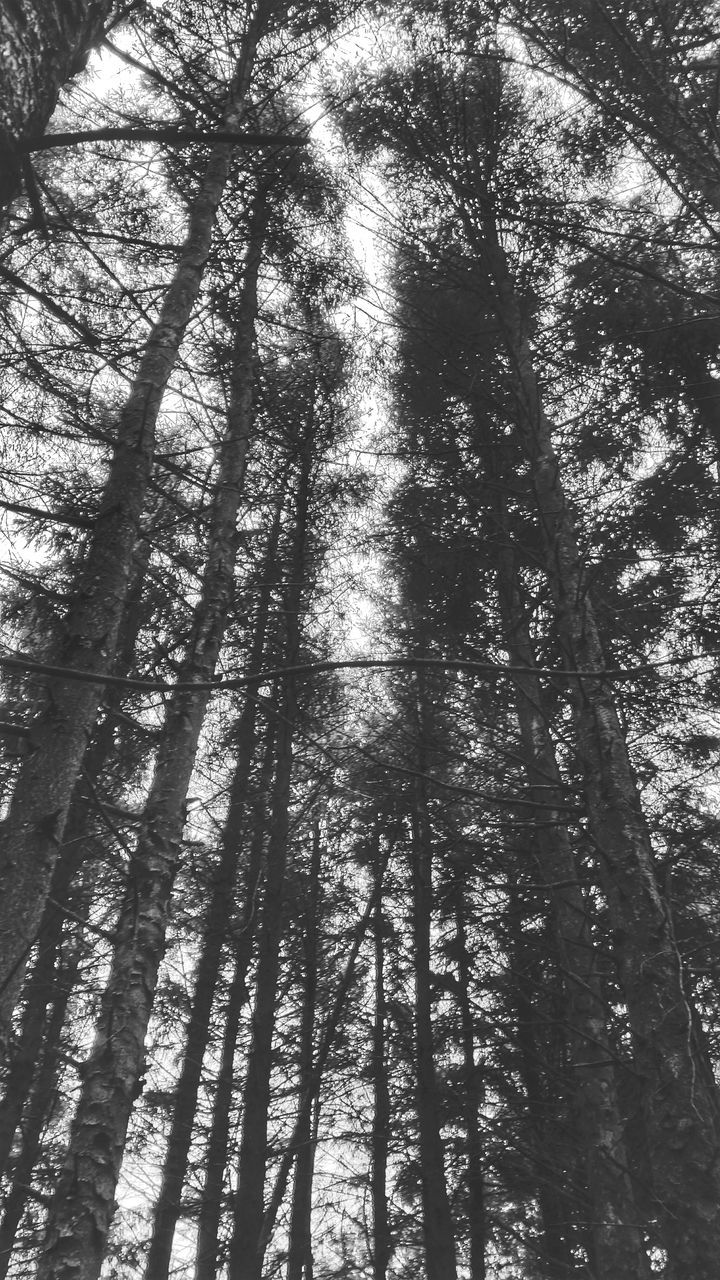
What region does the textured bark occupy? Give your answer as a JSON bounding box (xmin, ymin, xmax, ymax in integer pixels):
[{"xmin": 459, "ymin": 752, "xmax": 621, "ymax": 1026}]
[
  {"xmin": 226, "ymin": 683, "xmax": 297, "ymax": 1280},
  {"xmin": 227, "ymin": 449, "xmax": 310, "ymax": 1280},
  {"xmin": 286, "ymin": 826, "xmax": 321, "ymax": 1280},
  {"xmin": 508, "ymin": 907, "xmax": 579, "ymax": 1279},
  {"xmin": 285, "ymin": 1082, "xmax": 319, "ymax": 1280},
  {"xmin": 0, "ymin": 544, "xmax": 148, "ymax": 1180},
  {"xmin": 481, "ymin": 213, "xmax": 720, "ymax": 1276},
  {"xmin": 493, "ymin": 512, "xmax": 650, "ymax": 1279},
  {"xmin": 285, "ymin": 1095, "xmax": 318, "ymax": 1280},
  {"xmin": 35, "ymin": 79, "xmax": 264, "ymax": 1280},
  {"xmin": 194, "ymin": 725, "xmax": 276, "ymax": 1280},
  {"xmin": 450, "ymin": 884, "xmax": 486, "ymax": 1280},
  {"xmin": 408, "ymin": 689, "xmax": 458, "ymax": 1280},
  {"xmin": 0, "ymin": 0, "xmax": 115, "ymax": 210},
  {"xmin": 142, "ymin": 194, "xmax": 269, "ymax": 1280},
  {"xmin": 258, "ymin": 879, "xmax": 380, "ymax": 1257},
  {"xmin": 0, "ymin": 39, "xmax": 256, "ymax": 1040},
  {"xmin": 0, "ymin": 941, "xmax": 78, "ymax": 1278},
  {"xmin": 370, "ymin": 846, "xmax": 391, "ymax": 1280},
  {"xmin": 0, "ymin": 873, "xmax": 66, "ymax": 1180}
]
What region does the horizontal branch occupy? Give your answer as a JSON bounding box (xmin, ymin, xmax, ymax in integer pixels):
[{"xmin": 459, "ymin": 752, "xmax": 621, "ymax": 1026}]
[
  {"xmin": 0, "ymin": 648, "xmax": 712, "ymax": 699},
  {"xmin": 366, "ymin": 754, "xmax": 583, "ymax": 813},
  {"xmin": 0, "ymin": 497, "xmax": 94, "ymax": 529},
  {"xmin": 20, "ymin": 127, "xmax": 308, "ymax": 154}
]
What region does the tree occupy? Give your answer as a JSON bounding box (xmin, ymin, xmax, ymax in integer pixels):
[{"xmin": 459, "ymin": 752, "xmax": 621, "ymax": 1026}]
[
  {"xmin": 338, "ymin": 13, "xmax": 720, "ymax": 1272},
  {"xmin": 0, "ymin": 0, "xmax": 122, "ymax": 213},
  {"xmin": 504, "ymin": 0, "xmax": 720, "ymax": 219},
  {"xmin": 0, "ymin": 0, "xmax": 269, "ymax": 1037},
  {"xmin": 4, "ymin": 1, "xmax": 720, "ymax": 1275}
]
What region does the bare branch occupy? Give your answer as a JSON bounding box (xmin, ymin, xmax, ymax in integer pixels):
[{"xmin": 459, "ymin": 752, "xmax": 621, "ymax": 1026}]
[{"xmin": 20, "ymin": 127, "xmax": 308, "ymax": 153}]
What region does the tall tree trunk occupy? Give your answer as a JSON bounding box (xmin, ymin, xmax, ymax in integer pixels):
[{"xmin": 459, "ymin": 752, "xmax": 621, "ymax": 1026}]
[
  {"xmin": 0, "ymin": 14, "xmax": 263, "ymax": 1039},
  {"xmin": 408, "ymin": 684, "xmax": 458, "ymax": 1280},
  {"xmin": 194, "ymin": 722, "xmax": 277, "ymax": 1280},
  {"xmin": 143, "ymin": 192, "xmax": 270, "ymax": 1280},
  {"xmin": 0, "ymin": 938, "xmax": 80, "ymax": 1278},
  {"xmin": 450, "ymin": 879, "xmax": 486, "ymax": 1280},
  {"xmin": 35, "ymin": 135, "xmax": 266, "ymax": 1280},
  {"xmin": 480, "ymin": 211, "xmax": 720, "ymax": 1276},
  {"xmin": 0, "ymin": 858, "xmax": 70, "ymax": 1179},
  {"xmin": 258, "ymin": 875, "xmax": 381, "ymax": 1260},
  {"xmin": 0, "ymin": 0, "xmax": 116, "ymax": 211},
  {"xmin": 493, "ymin": 498, "xmax": 650, "ymax": 1279},
  {"xmin": 0, "ymin": 540, "xmax": 149, "ymax": 1180},
  {"xmin": 507, "ymin": 899, "xmax": 580, "ymax": 1278},
  {"xmin": 226, "ymin": 687, "xmax": 297, "ymax": 1280},
  {"xmin": 370, "ymin": 836, "xmax": 391, "ymax": 1280},
  {"xmin": 227, "ymin": 443, "xmax": 311, "ymax": 1280},
  {"xmin": 286, "ymin": 824, "xmax": 321, "ymax": 1280}
]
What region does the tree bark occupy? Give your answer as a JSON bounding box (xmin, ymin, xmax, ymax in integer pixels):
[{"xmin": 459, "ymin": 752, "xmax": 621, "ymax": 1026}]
[
  {"xmin": 194, "ymin": 722, "xmax": 277, "ymax": 1280},
  {"xmin": 507, "ymin": 900, "xmax": 580, "ymax": 1278},
  {"xmin": 0, "ymin": 0, "xmax": 116, "ymax": 211},
  {"xmin": 142, "ymin": 190, "xmax": 270, "ymax": 1280},
  {"xmin": 407, "ymin": 683, "xmax": 458, "ymax": 1280},
  {"xmin": 481, "ymin": 212, "xmax": 720, "ymax": 1277},
  {"xmin": 35, "ymin": 88, "xmax": 265, "ymax": 1280},
  {"xmin": 258, "ymin": 875, "xmax": 381, "ymax": 1259},
  {"xmin": 0, "ymin": 541, "xmax": 149, "ymax": 1180},
  {"xmin": 0, "ymin": 938, "xmax": 79, "ymax": 1278},
  {"xmin": 493, "ymin": 500, "xmax": 651, "ymax": 1279},
  {"xmin": 286, "ymin": 825, "xmax": 321, "ymax": 1280},
  {"xmin": 0, "ymin": 25, "xmax": 260, "ymax": 1041},
  {"xmin": 370, "ymin": 839, "xmax": 392, "ymax": 1280},
  {"xmin": 0, "ymin": 867, "xmax": 68, "ymax": 1181},
  {"xmin": 227, "ymin": 442, "xmax": 311, "ymax": 1280},
  {"xmin": 450, "ymin": 881, "xmax": 486, "ymax": 1280},
  {"xmin": 226, "ymin": 686, "xmax": 297, "ymax": 1280}
]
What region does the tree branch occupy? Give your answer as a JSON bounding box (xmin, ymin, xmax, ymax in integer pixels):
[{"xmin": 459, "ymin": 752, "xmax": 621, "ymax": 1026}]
[
  {"xmin": 0, "ymin": 648, "xmax": 712, "ymax": 698},
  {"xmin": 0, "ymin": 263, "xmax": 101, "ymax": 346},
  {"xmin": 20, "ymin": 127, "xmax": 308, "ymax": 153},
  {"xmin": 0, "ymin": 497, "xmax": 93, "ymax": 529}
]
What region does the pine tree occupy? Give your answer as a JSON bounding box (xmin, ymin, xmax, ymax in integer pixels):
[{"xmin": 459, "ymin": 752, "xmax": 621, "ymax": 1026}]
[{"xmin": 0, "ymin": 0, "xmax": 123, "ymax": 212}]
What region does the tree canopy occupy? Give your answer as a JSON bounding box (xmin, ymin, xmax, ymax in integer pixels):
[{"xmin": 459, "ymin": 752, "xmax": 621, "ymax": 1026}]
[{"xmin": 2, "ymin": 3, "xmax": 720, "ymax": 1279}]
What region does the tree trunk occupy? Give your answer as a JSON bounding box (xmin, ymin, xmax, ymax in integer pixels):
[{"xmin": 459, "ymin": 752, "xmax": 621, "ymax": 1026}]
[
  {"xmin": 226, "ymin": 685, "xmax": 297, "ymax": 1280},
  {"xmin": 143, "ymin": 192, "xmax": 270, "ymax": 1280},
  {"xmin": 480, "ymin": 211, "xmax": 720, "ymax": 1276},
  {"xmin": 227, "ymin": 445, "xmax": 311, "ymax": 1280},
  {"xmin": 194, "ymin": 721, "xmax": 277, "ymax": 1280},
  {"xmin": 408, "ymin": 685, "xmax": 458, "ymax": 1280},
  {"xmin": 450, "ymin": 881, "xmax": 486, "ymax": 1280},
  {"xmin": 0, "ymin": 934, "xmax": 81, "ymax": 1278},
  {"xmin": 0, "ymin": 541, "xmax": 149, "ymax": 1179},
  {"xmin": 507, "ymin": 901, "xmax": 580, "ymax": 1278},
  {"xmin": 493, "ymin": 501, "xmax": 650, "ymax": 1279},
  {"xmin": 35, "ymin": 114, "xmax": 265, "ymax": 1280},
  {"xmin": 0, "ymin": 0, "xmax": 116, "ymax": 211},
  {"xmin": 258, "ymin": 875, "xmax": 381, "ymax": 1259},
  {"xmin": 286, "ymin": 825, "xmax": 321, "ymax": 1280},
  {"xmin": 0, "ymin": 23, "xmax": 261, "ymax": 1040},
  {"xmin": 370, "ymin": 839, "xmax": 391, "ymax": 1280},
  {"xmin": 0, "ymin": 871, "xmax": 67, "ymax": 1180}
]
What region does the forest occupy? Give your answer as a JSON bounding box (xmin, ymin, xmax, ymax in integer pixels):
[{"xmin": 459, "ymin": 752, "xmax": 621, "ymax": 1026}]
[{"xmin": 1, "ymin": 1, "xmax": 720, "ymax": 1277}]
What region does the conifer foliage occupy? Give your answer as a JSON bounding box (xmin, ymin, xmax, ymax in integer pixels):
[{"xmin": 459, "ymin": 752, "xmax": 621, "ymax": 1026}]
[{"xmin": 1, "ymin": 2, "xmax": 720, "ymax": 1278}]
